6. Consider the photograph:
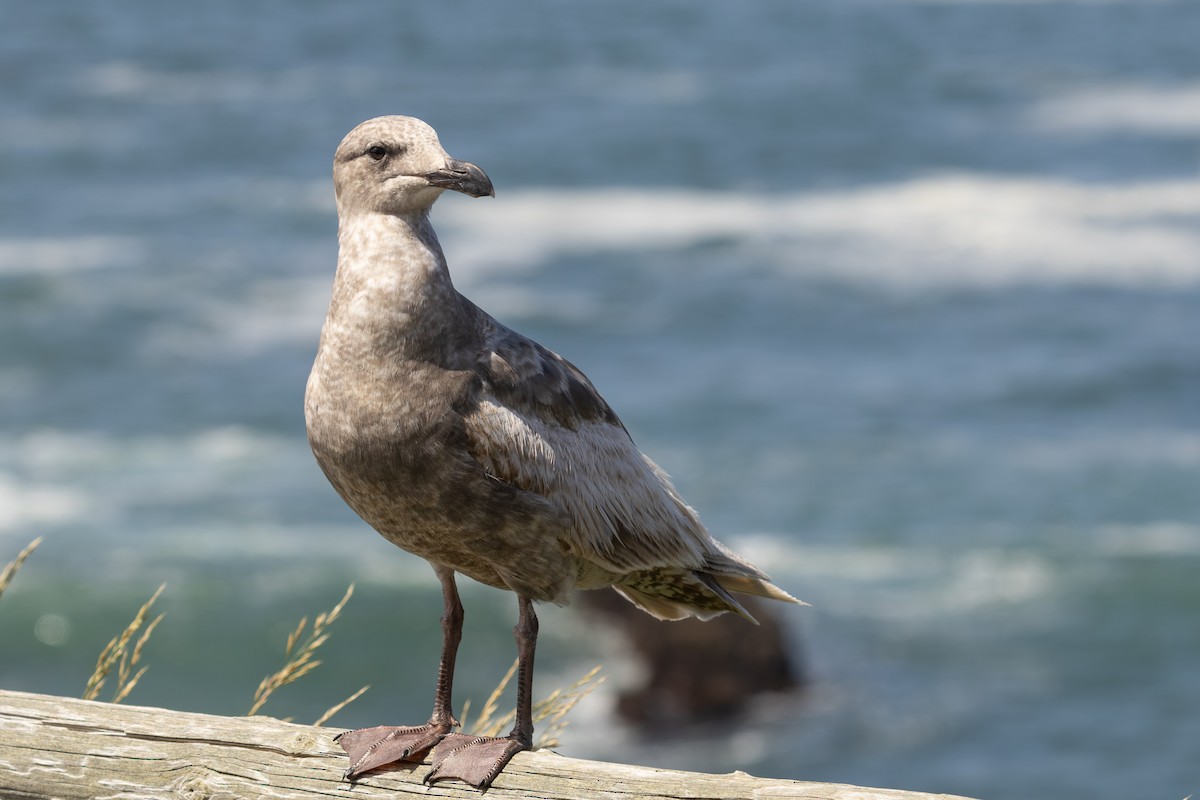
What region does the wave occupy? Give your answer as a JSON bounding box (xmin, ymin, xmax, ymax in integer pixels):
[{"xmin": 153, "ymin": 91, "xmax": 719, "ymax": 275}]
[
  {"xmin": 1094, "ymin": 522, "xmax": 1200, "ymax": 556},
  {"xmin": 920, "ymin": 429, "xmax": 1200, "ymax": 471},
  {"xmin": 433, "ymin": 175, "xmax": 1200, "ymax": 290},
  {"xmin": 221, "ymin": 171, "xmax": 1200, "ymax": 293},
  {"xmin": 160, "ymin": 171, "xmax": 1200, "ymax": 355},
  {"xmin": 731, "ymin": 535, "xmax": 1055, "ymax": 621},
  {"xmin": 0, "ymin": 426, "xmax": 447, "ymax": 589},
  {"xmin": 148, "ymin": 274, "xmax": 332, "ymax": 358},
  {"xmin": 6, "ymin": 423, "xmax": 1193, "ymax": 615},
  {"xmin": 20, "ymin": 170, "xmax": 1192, "ymax": 365},
  {"xmin": 0, "ymin": 236, "xmax": 144, "ymax": 275},
  {"xmin": 0, "ymin": 426, "xmax": 296, "ymax": 531},
  {"xmin": 1029, "ymin": 82, "xmax": 1200, "ymax": 135},
  {"xmin": 903, "ymin": 0, "xmax": 1170, "ymax": 5},
  {"xmin": 999, "ymin": 432, "xmax": 1200, "ymax": 470},
  {"xmin": 0, "ymin": 474, "xmax": 88, "ymax": 534},
  {"xmin": 76, "ymin": 61, "xmax": 365, "ymax": 105},
  {"xmin": 73, "ymin": 59, "xmax": 708, "ymax": 109}
]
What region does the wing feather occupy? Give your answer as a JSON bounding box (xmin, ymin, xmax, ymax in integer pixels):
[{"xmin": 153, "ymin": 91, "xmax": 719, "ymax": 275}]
[{"xmin": 462, "ymin": 314, "xmax": 712, "ymax": 574}]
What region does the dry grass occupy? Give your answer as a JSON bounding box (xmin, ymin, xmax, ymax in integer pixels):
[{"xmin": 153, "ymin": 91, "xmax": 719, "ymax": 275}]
[
  {"xmin": 248, "ymin": 583, "xmax": 369, "ymax": 725},
  {"xmin": 460, "ymin": 661, "xmax": 605, "ymax": 749},
  {"xmin": 313, "ymin": 683, "xmax": 371, "ymax": 727},
  {"xmin": 83, "ymin": 583, "xmax": 166, "ymax": 703},
  {"xmin": 3, "ymin": 537, "xmax": 165, "ymax": 706},
  {"xmin": 0, "ymin": 537, "xmax": 42, "ymax": 600},
  {"xmin": 8, "ymin": 540, "xmax": 594, "ymax": 742}
]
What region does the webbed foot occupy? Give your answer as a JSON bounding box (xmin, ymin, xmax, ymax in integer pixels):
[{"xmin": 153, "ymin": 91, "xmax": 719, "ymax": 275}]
[
  {"xmin": 425, "ymin": 731, "xmax": 529, "ymax": 789},
  {"xmin": 336, "ymin": 721, "xmax": 453, "ymax": 779}
]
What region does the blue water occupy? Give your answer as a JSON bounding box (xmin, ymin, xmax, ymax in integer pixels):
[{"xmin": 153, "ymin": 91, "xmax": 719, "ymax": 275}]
[{"xmin": 2, "ymin": 2, "xmax": 1199, "ymax": 798}]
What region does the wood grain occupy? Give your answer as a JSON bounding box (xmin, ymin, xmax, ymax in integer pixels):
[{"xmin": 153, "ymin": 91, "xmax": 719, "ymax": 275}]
[{"xmin": 0, "ymin": 689, "xmax": 978, "ymax": 800}]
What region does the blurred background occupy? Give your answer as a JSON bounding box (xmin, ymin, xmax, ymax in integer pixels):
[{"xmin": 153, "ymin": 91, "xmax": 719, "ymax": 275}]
[{"xmin": 1, "ymin": 2, "xmax": 1198, "ymax": 798}]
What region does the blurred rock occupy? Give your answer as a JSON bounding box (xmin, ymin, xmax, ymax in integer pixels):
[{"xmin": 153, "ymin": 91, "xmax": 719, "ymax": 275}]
[{"xmin": 579, "ymin": 588, "xmax": 803, "ymax": 728}]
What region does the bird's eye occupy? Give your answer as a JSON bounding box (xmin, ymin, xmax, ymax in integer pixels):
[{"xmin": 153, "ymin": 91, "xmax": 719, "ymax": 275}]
[{"xmin": 366, "ymin": 145, "xmax": 387, "ymax": 161}]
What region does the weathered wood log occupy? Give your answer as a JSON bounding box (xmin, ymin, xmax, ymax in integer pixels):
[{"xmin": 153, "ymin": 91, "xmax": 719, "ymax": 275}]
[{"xmin": 0, "ymin": 689, "xmax": 978, "ymax": 800}]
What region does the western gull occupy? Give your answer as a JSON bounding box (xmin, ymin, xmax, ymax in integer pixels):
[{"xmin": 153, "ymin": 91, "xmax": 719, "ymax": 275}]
[{"xmin": 305, "ymin": 115, "xmax": 800, "ymax": 789}]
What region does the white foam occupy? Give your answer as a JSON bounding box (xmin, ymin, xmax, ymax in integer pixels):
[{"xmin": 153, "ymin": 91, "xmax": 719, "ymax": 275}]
[
  {"xmin": 0, "ymin": 427, "xmax": 444, "ymax": 581},
  {"xmin": 1001, "ymin": 431, "xmax": 1200, "ymax": 470},
  {"xmin": 435, "ymin": 176, "xmax": 1200, "ymax": 290},
  {"xmin": 78, "ymin": 61, "xmax": 349, "ymax": 105},
  {"xmin": 181, "ymin": 174, "xmax": 1200, "ymax": 354},
  {"xmin": 0, "ymin": 236, "xmax": 144, "ymax": 275},
  {"xmin": 0, "ymin": 474, "xmax": 89, "ymax": 533},
  {"xmin": 1029, "ymin": 82, "xmax": 1200, "ymax": 135},
  {"xmin": 905, "ymin": 0, "xmax": 1162, "ymax": 4},
  {"xmin": 0, "ymin": 427, "xmax": 303, "ymax": 531},
  {"xmin": 729, "ymin": 535, "xmax": 1056, "ymax": 621},
  {"xmin": 569, "ymin": 67, "xmax": 704, "ymax": 104},
  {"xmin": 7, "ymin": 426, "xmax": 289, "ymax": 470},
  {"xmin": 151, "ymin": 274, "xmax": 332, "ymax": 357},
  {"xmin": 916, "ymin": 429, "xmax": 1200, "ymax": 473},
  {"xmin": 1094, "ymin": 522, "xmax": 1200, "ymax": 556}
]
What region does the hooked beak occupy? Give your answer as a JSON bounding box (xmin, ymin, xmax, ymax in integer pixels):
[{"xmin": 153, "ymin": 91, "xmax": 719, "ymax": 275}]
[{"xmin": 423, "ymin": 158, "xmax": 495, "ymax": 198}]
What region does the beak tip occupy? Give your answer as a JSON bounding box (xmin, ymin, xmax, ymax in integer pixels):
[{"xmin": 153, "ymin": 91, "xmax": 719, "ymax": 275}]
[{"xmin": 425, "ymin": 159, "xmax": 494, "ymax": 199}]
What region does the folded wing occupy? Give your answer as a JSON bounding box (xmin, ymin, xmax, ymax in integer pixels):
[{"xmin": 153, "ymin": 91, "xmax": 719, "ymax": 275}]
[{"xmin": 460, "ymin": 305, "xmax": 800, "ymax": 620}]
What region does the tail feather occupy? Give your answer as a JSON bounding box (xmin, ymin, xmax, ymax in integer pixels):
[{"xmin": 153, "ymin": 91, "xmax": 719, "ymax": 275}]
[
  {"xmin": 701, "ymin": 540, "xmax": 807, "ymax": 607},
  {"xmin": 613, "ymin": 564, "xmax": 803, "ymax": 623},
  {"xmin": 694, "ymin": 572, "xmax": 758, "ymax": 623},
  {"xmin": 713, "ymin": 573, "xmax": 807, "ymax": 606},
  {"xmin": 613, "ymin": 584, "xmax": 723, "ymax": 622}
]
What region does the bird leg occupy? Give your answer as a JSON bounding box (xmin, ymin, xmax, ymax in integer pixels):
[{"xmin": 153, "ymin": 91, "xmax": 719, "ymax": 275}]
[
  {"xmin": 426, "ymin": 594, "xmax": 539, "ymax": 789},
  {"xmin": 338, "ymin": 566, "xmax": 463, "ymax": 779}
]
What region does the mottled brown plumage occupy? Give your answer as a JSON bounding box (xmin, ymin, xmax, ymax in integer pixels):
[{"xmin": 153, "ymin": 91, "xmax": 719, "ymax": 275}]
[{"xmin": 305, "ymin": 116, "xmax": 800, "ymax": 789}]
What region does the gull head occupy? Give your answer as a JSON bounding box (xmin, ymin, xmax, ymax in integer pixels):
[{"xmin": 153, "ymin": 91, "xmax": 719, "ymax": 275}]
[{"xmin": 333, "ymin": 116, "xmax": 494, "ymax": 218}]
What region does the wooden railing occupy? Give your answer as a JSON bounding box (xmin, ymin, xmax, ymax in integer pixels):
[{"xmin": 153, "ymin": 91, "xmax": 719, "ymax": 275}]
[{"xmin": 0, "ymin": 689, "xmax": 978, "ymax": 799}]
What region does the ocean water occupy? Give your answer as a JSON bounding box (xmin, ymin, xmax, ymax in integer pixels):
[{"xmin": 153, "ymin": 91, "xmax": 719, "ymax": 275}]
[{"xmin": 2, "ymin": 2, "xmax": 1199, "ymax": 798}]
